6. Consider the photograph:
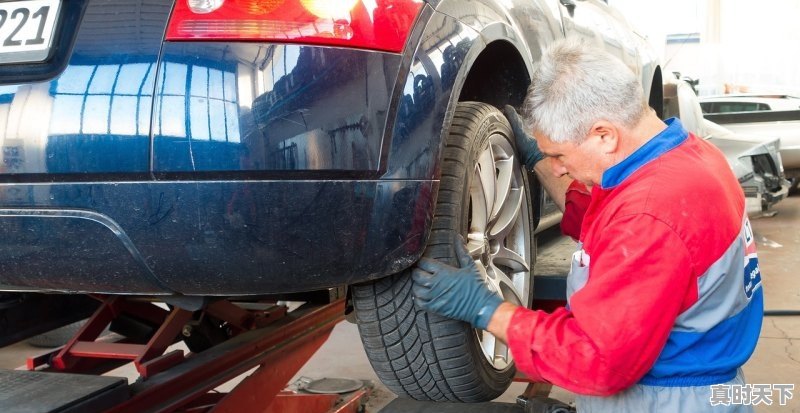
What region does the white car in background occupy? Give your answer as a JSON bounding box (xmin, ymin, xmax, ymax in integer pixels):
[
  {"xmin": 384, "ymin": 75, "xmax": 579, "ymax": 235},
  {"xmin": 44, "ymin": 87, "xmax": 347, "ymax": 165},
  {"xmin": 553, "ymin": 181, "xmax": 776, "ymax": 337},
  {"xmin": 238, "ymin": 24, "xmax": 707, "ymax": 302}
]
[
  {"xmin": 665, "ymin": 81, "xmax": 791, "ymax": 215},
  {"xmin": 699, "ymin": 95, "xmax": 800, "ymax": 189}
]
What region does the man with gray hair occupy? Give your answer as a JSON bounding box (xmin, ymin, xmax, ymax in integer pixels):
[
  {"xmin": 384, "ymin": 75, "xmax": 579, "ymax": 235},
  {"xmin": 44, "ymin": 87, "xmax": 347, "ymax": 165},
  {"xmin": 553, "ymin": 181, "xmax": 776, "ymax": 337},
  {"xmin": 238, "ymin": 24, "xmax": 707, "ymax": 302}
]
[{"xmin": 412, "ymin": 40, "xmax": 762, "ymax": 412}]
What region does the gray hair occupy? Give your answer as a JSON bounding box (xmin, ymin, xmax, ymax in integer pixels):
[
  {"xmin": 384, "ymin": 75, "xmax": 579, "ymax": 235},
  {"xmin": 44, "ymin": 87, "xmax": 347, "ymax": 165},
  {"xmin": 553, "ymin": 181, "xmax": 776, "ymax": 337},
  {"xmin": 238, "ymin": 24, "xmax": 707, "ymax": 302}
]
[{"xmin": 522, "ymin": 39, "xmax": 647, "ymax": 144}]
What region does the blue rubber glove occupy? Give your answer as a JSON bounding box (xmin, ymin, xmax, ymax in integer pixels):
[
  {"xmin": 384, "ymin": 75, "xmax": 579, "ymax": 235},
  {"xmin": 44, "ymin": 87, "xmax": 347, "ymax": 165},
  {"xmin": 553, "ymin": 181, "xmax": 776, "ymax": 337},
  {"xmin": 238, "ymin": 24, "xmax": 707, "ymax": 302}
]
[
  {"xmin": 412, "ymin": 239, "xmax": 503, "ymax": 330},
  {"xmin": 504, "ymin": 105, "xmax": 546, "ymax": 170}
]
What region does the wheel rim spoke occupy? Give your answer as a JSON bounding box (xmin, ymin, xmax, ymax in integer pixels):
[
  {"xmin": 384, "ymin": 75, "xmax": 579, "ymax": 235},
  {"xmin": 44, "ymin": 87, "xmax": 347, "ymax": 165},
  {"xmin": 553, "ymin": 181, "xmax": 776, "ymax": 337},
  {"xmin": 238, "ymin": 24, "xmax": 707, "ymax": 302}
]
[
  {"xmin": 480, "ymin": 331, "xmax": 497, "ymax": 365},
  {"xmin": 470, "ymin": 167, "xmax": 488, "ymax": 235},
  {"xmin": 477, "ymin": 146, "xmax": 496, "ymax": 218},
  {"xmin": 492, "ymin": 245, "xmax": 530, "ymax": 272},
  {"xmin": 489, "ymin": 186, "xmax": 523, "ymax": 240},
  {"xmin": 491, "ymin": 158, "xmax": 514, "ymax": 222},
  {"xmin": 476, "ymin": 260, "xmax": 491, "ymax": 286},
  {"xmin": 487, "ymin": 263, "xmax": 522, "ymax": 305},
  {"xmin": 493, "ymin": 336, "xmax": 509, "ymax": 368},
  {"xmin": 466, "ymin": 234, "xmax": 486, "ymax": 257}
]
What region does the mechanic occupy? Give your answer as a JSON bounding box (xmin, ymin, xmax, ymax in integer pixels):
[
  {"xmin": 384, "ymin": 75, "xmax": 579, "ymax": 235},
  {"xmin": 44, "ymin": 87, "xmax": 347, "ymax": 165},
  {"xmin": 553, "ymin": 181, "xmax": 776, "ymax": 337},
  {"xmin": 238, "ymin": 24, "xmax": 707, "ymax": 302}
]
[{"xmin": 412, "ymin": 40, "xmax": 763, "ymax": 412}]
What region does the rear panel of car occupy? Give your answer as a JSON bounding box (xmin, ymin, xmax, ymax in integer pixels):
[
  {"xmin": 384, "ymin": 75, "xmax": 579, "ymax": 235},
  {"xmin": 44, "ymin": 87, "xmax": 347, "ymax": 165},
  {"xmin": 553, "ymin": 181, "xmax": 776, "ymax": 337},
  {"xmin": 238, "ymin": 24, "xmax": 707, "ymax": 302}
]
[
  {"xmin": 0, "ymin": 0, "xmax": 452, "ymax": 295},
  {"xmin": 152, "ymin": 43, "xmax": 393, "ymax": 175}
]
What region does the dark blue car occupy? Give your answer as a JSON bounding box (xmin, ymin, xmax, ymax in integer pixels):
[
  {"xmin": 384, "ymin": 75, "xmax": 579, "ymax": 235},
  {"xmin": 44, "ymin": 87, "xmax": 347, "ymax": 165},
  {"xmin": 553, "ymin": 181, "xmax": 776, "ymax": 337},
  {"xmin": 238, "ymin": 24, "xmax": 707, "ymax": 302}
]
[{"xmin": 0, "ymin": 0, "xmax": 663, "ymax": 402}]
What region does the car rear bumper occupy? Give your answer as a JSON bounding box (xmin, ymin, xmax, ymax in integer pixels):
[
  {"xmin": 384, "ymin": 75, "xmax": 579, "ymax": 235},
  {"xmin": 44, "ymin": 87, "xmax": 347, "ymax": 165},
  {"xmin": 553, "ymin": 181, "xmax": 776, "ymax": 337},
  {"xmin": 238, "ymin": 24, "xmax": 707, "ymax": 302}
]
[
  {"xmin": 744, "ymin": 178, "xmax": 790, "ymax": 215},
  {"xmin": 0, "ymin": 179, "xmax": 436, "ymax": 295},
  {"xmin": 764, "ymin": 179, "xmax": 791, "ymax": 207}
]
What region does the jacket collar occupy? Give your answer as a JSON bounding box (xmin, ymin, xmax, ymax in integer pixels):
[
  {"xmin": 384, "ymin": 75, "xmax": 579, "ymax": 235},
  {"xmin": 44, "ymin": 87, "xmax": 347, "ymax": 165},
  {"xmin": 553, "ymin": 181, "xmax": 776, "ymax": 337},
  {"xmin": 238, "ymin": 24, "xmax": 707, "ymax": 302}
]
[{"xmin": 600, "ymin": 118, "xmax": 688, "ymax": 189}]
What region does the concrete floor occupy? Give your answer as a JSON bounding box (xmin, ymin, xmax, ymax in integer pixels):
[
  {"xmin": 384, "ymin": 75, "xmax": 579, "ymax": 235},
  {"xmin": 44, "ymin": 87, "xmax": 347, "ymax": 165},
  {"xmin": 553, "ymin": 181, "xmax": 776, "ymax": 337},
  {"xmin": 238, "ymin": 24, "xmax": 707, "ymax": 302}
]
[
  {"xmin": 741, "ymin": 196, "xmax": 800, "ymax": 412},
  {"xmin": 1, "ymin": 197, "xmax": 798, "ymax": 412}
]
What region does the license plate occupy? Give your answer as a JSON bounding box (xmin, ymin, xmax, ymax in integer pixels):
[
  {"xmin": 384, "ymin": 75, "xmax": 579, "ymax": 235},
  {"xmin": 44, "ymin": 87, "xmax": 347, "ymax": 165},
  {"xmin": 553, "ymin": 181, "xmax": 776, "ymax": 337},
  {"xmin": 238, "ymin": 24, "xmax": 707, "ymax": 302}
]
[{"xmin": 0, "ymin": 0, "xmax": 61, "ymax": 64}]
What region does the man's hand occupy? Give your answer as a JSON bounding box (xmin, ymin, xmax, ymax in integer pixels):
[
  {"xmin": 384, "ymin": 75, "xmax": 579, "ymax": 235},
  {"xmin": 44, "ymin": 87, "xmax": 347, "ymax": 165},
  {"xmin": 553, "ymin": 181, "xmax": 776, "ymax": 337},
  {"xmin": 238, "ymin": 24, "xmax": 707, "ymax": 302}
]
[
  {"xmin": 412, "ymin": 239, "xmax": 503, "ymax": 330},
  {"xmin": 504, "ymin": 105, "xmax": 546, "ymax": 170}
]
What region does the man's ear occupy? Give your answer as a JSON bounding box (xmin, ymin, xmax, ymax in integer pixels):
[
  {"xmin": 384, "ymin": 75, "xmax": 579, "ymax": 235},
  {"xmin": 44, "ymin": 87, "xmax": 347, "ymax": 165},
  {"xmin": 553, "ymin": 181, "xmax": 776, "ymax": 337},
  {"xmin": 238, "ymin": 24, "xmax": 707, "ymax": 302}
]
[{"xmin": 590, "ymin": 120, "xmax": 619, "ymax": 154}]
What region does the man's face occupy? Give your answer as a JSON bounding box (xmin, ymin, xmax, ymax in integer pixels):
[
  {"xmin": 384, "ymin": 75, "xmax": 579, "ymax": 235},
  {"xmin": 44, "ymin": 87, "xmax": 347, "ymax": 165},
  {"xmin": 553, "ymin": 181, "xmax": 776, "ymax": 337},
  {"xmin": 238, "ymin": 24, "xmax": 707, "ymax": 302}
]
[{"xmin": 535, "ymin": 130, "xmax": 607, "ymax": 187}]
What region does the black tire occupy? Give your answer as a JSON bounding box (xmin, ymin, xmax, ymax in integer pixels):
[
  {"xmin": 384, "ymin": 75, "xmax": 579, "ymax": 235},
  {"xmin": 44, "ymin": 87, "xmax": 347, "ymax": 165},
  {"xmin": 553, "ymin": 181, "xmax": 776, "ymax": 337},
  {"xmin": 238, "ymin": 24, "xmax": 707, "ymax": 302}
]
[{"xmin": 353, "ymin": 102, "xmax": 536, "ymax": 402}]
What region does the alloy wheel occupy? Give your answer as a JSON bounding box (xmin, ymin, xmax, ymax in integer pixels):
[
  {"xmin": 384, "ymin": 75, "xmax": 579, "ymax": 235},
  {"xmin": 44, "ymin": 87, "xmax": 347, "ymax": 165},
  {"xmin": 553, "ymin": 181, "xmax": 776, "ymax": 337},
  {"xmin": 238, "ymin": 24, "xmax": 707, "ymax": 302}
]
[{"xmin": 467, "ymin": 132, "xmax": 532, "ymax": 371}]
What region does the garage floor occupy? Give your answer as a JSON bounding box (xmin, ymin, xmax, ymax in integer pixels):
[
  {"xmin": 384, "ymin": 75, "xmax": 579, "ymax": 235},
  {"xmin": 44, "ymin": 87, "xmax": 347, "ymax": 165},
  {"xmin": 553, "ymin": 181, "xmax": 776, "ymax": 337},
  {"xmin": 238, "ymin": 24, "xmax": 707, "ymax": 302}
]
[{"xmin": 0, "ymin": 197, "xmax": 798, "ymax": 412}]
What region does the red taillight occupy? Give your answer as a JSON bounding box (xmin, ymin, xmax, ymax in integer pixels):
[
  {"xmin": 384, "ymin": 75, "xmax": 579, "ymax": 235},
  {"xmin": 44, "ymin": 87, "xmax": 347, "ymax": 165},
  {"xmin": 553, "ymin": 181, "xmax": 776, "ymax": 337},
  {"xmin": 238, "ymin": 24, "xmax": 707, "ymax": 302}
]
[{"xmin": 166, "ymin": 0, "xmax": 425, "ymax": 53}]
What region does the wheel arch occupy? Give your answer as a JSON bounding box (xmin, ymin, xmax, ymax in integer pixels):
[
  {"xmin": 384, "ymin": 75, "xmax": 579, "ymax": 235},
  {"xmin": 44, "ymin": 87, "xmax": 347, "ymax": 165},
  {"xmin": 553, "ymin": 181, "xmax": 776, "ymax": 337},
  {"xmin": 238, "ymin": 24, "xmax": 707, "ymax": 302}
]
[
  {"xmin": 434, "ymin": 22, "xmax": 539, "ymax": 176},
  {"xmin": 373, "ymin": 12, "xmax": 542, "ymax": 281},
  {"xmin": 458, "ymin": 39, "xmax": 532, "ymax": 110}
]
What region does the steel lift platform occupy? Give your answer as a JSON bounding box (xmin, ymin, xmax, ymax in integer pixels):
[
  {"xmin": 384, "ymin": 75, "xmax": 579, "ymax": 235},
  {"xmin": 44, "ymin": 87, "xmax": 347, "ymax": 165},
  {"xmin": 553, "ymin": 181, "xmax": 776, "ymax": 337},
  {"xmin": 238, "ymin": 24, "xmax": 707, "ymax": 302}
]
[
  {"xmin": 1, "ymin": 292, "xmax": 370, "ymax": 413},
  {"xmin": 0, "ymin": 272, "xmax": 573, "ymax": 413}
]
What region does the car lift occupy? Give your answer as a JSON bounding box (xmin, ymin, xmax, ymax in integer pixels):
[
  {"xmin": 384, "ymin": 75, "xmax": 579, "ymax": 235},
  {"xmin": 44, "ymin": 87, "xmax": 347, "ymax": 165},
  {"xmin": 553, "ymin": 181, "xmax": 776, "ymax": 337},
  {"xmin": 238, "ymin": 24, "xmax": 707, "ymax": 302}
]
[{"xmin": 0, "ymin": 276, "xmax": 573, "ymax": 413}]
